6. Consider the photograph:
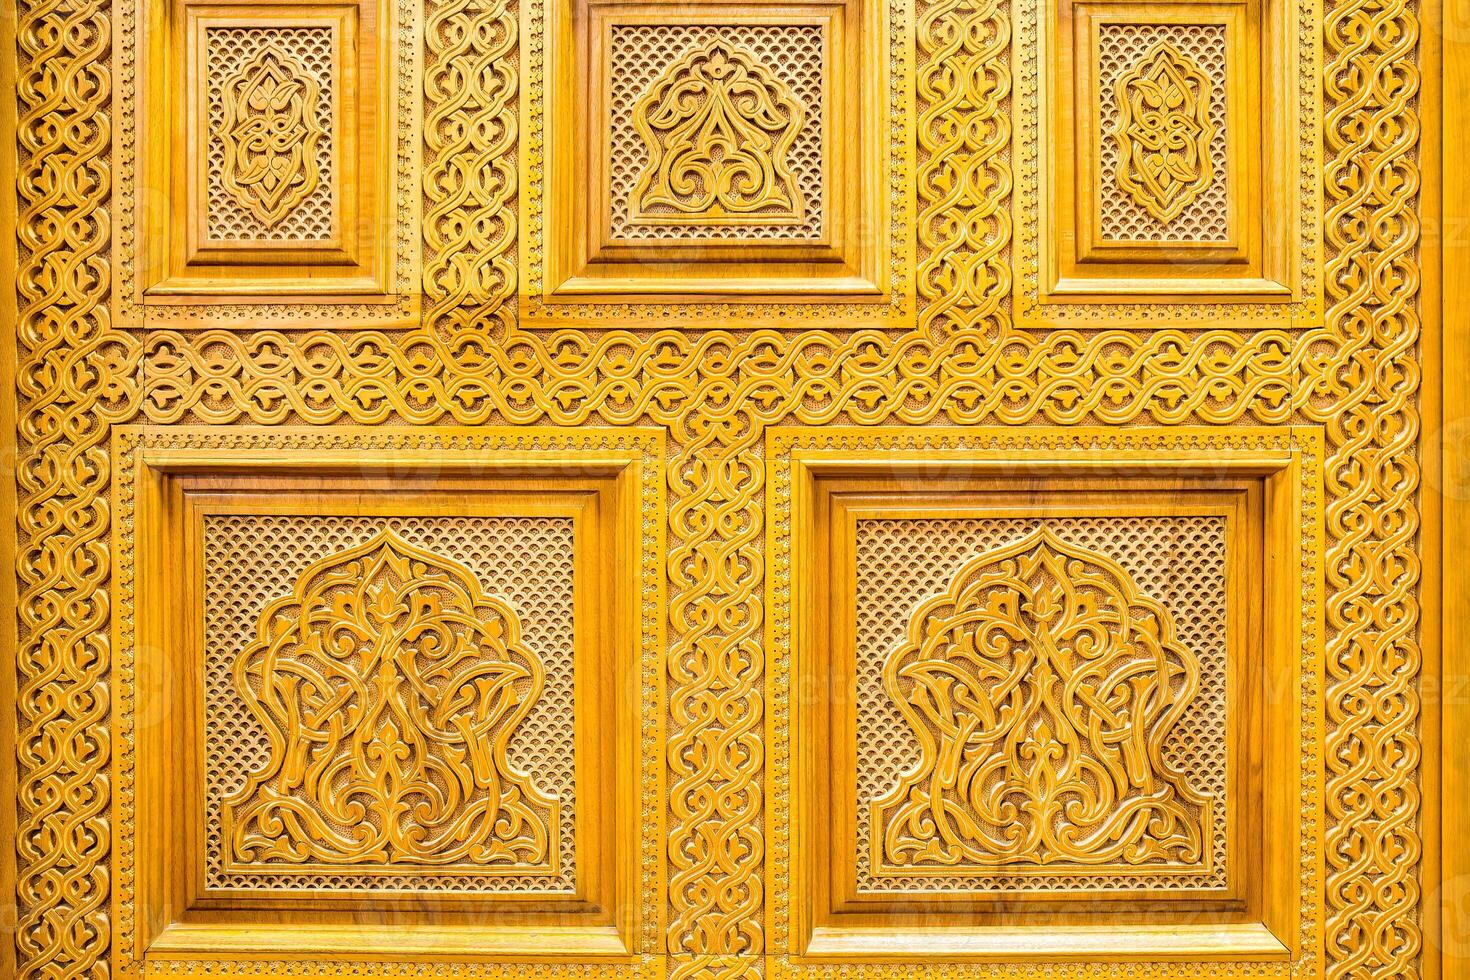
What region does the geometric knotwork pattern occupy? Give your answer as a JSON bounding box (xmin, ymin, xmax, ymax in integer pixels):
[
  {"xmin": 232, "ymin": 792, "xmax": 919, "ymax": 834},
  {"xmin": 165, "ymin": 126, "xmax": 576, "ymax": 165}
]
[
  {"xmin": 206, "ymin": 26, "xmax": 335, "ymax": 241},
  {"xmin": 857, "ymin": 518, "xmax": 1227, "ymax": 893},
  {"xmin": 205, "ymin": 517, "xmax": 576, "ymax": 893},
  {"xmin": 611, "ymin": 25, "xmax": 823, "ymax": 240},
  {"xmin": 1100, "ymin": 27, "xmax": 1228, "ymax": 241}
]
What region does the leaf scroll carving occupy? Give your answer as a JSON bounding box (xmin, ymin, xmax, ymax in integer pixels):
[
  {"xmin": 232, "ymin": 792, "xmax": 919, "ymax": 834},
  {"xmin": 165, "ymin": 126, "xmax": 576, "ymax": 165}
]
[
  {"xmin": 1109, "ymin": 40, "xmax": 1216, "ymax": 224},
  {"xmin": 630, "ymin": 38, "xmax": 806, "ymax": 223},
  {"xmin": 872, "ymin": 527, "xmax": 1213, "ymax": 873},
  {"xmin": 223, "ymin": 528, "xmax": 559, "ymax": 872},
  {"xmin": 218, "ymin": 45, "xmax": 326, "ymax": 228}
]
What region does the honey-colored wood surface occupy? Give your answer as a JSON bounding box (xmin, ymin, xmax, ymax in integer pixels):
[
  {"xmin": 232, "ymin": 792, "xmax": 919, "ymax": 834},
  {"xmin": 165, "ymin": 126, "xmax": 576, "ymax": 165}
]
[{"xmin": 0, "ymin": 0, "xmax": 1457, "ymax": 973}]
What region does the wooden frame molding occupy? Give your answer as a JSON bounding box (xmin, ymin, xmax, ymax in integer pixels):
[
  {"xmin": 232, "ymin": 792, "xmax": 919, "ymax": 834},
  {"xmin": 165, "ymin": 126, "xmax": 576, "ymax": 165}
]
[
  {"xmin": 1014, "ymin": 0, "xmax": 1322, "ymax": 326},
  {"xmin": 118, "ymin": 0, "xmax": 419, "ymax": 327},
  {"xmin": 109, "ymin": 426, "xmax": 666, "ymax": 976},
  {"xmin": 767, "ymin": 426, "xmax": 1321, "ymax": 969},
  {"xmin": 521, "ymin": 0, "xmax": 914, "ymax": 326}
]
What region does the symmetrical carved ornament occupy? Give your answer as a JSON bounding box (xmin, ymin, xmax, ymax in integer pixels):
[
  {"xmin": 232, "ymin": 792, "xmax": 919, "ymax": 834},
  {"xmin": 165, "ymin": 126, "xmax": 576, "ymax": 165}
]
[
  {"xmin": 216, "ymin": 44, "xmax": 327, "ymax": 229},
  {"xmin": 1110, "ymin": 41, "xmax": 1216, "ymax": 224},
  {"xmin": 223, "ymin": 528, "xmax": 559, "ymax": 874},
  {"xmin": 630, "ymin": 39, "xmax": 807, "ymax": 226},
  {"xmin": 872, "ymin": 528, "xmax": 1210, "ymax": 875}
]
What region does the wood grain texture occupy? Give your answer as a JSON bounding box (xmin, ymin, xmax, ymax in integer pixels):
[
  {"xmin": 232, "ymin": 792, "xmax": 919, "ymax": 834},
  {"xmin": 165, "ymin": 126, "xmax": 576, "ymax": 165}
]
[{"xmin": 1, "ymin": 0, "xmax": 1440, "ymax": 970}]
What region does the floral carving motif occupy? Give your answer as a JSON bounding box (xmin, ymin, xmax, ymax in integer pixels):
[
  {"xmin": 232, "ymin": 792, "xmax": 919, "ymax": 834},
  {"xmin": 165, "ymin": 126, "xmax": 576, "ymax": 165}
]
[
  {"xmin": 630, "ymin": 39, "xmax": 806, "ymax": 223},
  {"xmin": 218, "ymin": 45, "xmax": 325, "ymax": 227},
  {"xmin": 223, "ymin": 528, "xmax": 559, "ymax": 871},
  {"xmin": 1110, "ymin": 41, "xmax": 1216, "ymax": 224},
  {"xmin": 873, "ymin": 528, "xmax": 1212, "ymax": 872}
]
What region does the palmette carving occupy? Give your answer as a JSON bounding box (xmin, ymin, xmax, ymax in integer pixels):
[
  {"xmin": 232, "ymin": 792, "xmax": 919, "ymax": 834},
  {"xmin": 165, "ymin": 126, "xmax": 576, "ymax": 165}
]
[
  {"xmin": 854, "ymin": 516, "xmax": 1229, "ymax": 893},
  {"xmin": 630, "ymin": 39, "xmax": 807, "ymax": 225},
  {"xmin": 224, "ymin": 529, "xmax": 559, "ymax": 872},
  {"xmin": 216, "ymin": 43, "xmax": 326, "ymax": 230},
  {"xmin": 1109, "ymin": 41, "xmax": 1216, "ymax": 224},
  {"xmin": 1097, "ymin": 24, "xmax": 1229, "ymax": 242},
  {"xmin": 873, "ymin": 529, "xmax": 1210, "ymax": 874}
]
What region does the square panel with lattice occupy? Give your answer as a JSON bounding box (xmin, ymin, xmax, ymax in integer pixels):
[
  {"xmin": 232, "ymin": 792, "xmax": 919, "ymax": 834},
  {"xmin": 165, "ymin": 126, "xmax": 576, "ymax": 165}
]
[
  {"xmin": 606, "ymin": 24, "xmax": 826, "ymax": 241},
  {"xmin": 202, "ymin": 515, "xmax": 580, "ymax": 895},
  {"xmin": 769, "ymin": 429, "xmax": 1316, "ymax": 962},
  {"xmin": 852, "ymin": 515, "xmax": 1230, "ymax": 893},
  {"xmin": 114, "ymin": 428, "xmax": 664, "ymax": 960},
  {"xmin": 523, "ymin": 0, "xmax": 912, "ymax": 326}
]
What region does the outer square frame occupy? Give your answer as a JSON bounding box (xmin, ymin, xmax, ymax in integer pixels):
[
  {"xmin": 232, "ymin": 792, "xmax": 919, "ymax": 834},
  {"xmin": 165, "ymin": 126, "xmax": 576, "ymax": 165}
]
[
  {"xmin": 1013, "ymin": 0, "xmax": 1322, "ymax": 327},
  {"xmin": 109, "ymin": 426, "xmax": 667, "ymax": 977},
  {"xmin": 765, "ymin": 425, "xmax": 1323, "ymax": 973},
  {"xmin": 520, "ymin": 0, "xmax": 915, "ymax": 327}
]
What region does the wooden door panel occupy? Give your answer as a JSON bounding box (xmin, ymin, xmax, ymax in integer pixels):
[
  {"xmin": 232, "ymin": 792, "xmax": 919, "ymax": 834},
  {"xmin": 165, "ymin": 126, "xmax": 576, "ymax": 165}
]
[{"xmin": 1, "ymin": 0, "xmax": 1440, "ymax": 973}]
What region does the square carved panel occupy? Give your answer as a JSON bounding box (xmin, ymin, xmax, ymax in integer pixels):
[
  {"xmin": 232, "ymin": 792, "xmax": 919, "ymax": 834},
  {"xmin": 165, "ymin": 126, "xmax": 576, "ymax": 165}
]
[
  {"xmin": 853, "ymin": 515, "xmax": 1231, "ymax": 893},
  {"xmin": 112, "ymin": 428, "xmax": 663, "ymax": 969},
  {"xmin": 202, "ymin": 515, "xmax": 579, "ymax": 895},
  {"xmin": 523, "ymin": 0, "xmax": 913, "ymax": 326},
  {"xmin": 768, "ymin": 427, "xmax": 1321, "ymax": 964},
  {"xmin": 118, "ymin": 0, "xmax": 418, "ymax": 327},
  {"xmin": 1015, "ymin": 0, "xmax": 1322, "ymax": 326},
  {"xmin": 605, "ymin": 24, "xmax": 827, "ymax": 242}
]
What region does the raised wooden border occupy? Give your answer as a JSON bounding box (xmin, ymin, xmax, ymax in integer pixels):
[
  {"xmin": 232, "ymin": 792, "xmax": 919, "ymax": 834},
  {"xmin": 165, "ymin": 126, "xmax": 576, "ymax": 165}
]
[
  {"xmin": 107, "ymin": 426, "xmax": 667, "ymax": 977},
  {"xmin": 765, "ymin": 425, "xmax": 1321, "ymax": 971}
]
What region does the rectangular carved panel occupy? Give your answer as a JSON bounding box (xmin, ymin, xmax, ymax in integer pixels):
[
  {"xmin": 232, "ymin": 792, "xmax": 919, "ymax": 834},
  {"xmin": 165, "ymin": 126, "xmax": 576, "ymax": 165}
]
[
  {"xmin": 853, "ymin": 516, "xmax": 1229, "ymax": 893},
  {"xmin": 607, "ymin": 24, "xmax": 826, "ymax": 241},
  {"xmin": 203, "ymin": 25, "xmax": 338, "ymax": 243},
  {"xmin": 769, "ymin": 427, "xmax": 1320, "ymax": 966},
  {"xmin": 1016, "ymin": 0, "xmax": 1322, "ymax": 325},
  {"xmin": 1095, "ymin": 23, "xmax": 1229, "ymax": 242},
  {"xmin": 524, "ymin": 0, "xmax": 912, "ymax": 325},
  {"xmin": 118, "ymin": 0, "xmax": 417, "ymax": 327},
  {"xmin": 202, "ymin": 516, "xmax": 578, "ymax": 894}
]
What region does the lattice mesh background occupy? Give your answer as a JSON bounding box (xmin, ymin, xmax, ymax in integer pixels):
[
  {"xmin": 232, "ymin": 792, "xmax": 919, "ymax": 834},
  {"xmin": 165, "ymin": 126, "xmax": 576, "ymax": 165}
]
[
  {"xmin": 205, "ymin": 26, "xmax": 336, "ymax": 242},
  {"xmin": 608, "ymin": 24, "xmax": 824, "ymax": 241},
  {"xmin": 202, "ymin": 515, "xmax": 577, "ymax": 893},
  {"xmin": 853, "ymin": 516, "xmax": 1229, "ymax": 893},
  {"xmin": 1097, "ymin": 24, "xmax": 1230, "ymax": 243}
]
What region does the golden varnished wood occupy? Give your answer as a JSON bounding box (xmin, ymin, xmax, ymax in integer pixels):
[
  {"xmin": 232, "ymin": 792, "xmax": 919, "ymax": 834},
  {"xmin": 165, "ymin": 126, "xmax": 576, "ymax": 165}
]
[{"xmin": 0, "ymin": 0, "xmax": 1453, "ymax": 974}]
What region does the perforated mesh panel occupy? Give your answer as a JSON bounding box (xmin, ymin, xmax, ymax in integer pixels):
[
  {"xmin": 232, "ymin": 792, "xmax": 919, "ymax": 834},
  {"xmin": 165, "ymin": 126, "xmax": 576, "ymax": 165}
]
[
  {"xmin": 608, "ymin": 25, "xmax": 824, "ymax": 240},
  {"xmin": 205, "ymin": 26, "xmax": 336, "ymax": 241},
  {"xmin": 202, "ymin": 515, "xmax": 577, "ymax": 893},
  {"xmin": 1097, "ymin": 24, "xmax": 1229, "ymax": 243},
  {"xmin": 853, "ymin": 516, "xmax": 1229, "ymax": 893}
]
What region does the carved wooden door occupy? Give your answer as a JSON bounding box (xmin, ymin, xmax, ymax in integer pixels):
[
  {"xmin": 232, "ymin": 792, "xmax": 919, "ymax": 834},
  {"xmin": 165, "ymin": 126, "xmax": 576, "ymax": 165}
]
[{"xmin": 2, "ymin": 0, "xmax": 1455, "ymax": 976}]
